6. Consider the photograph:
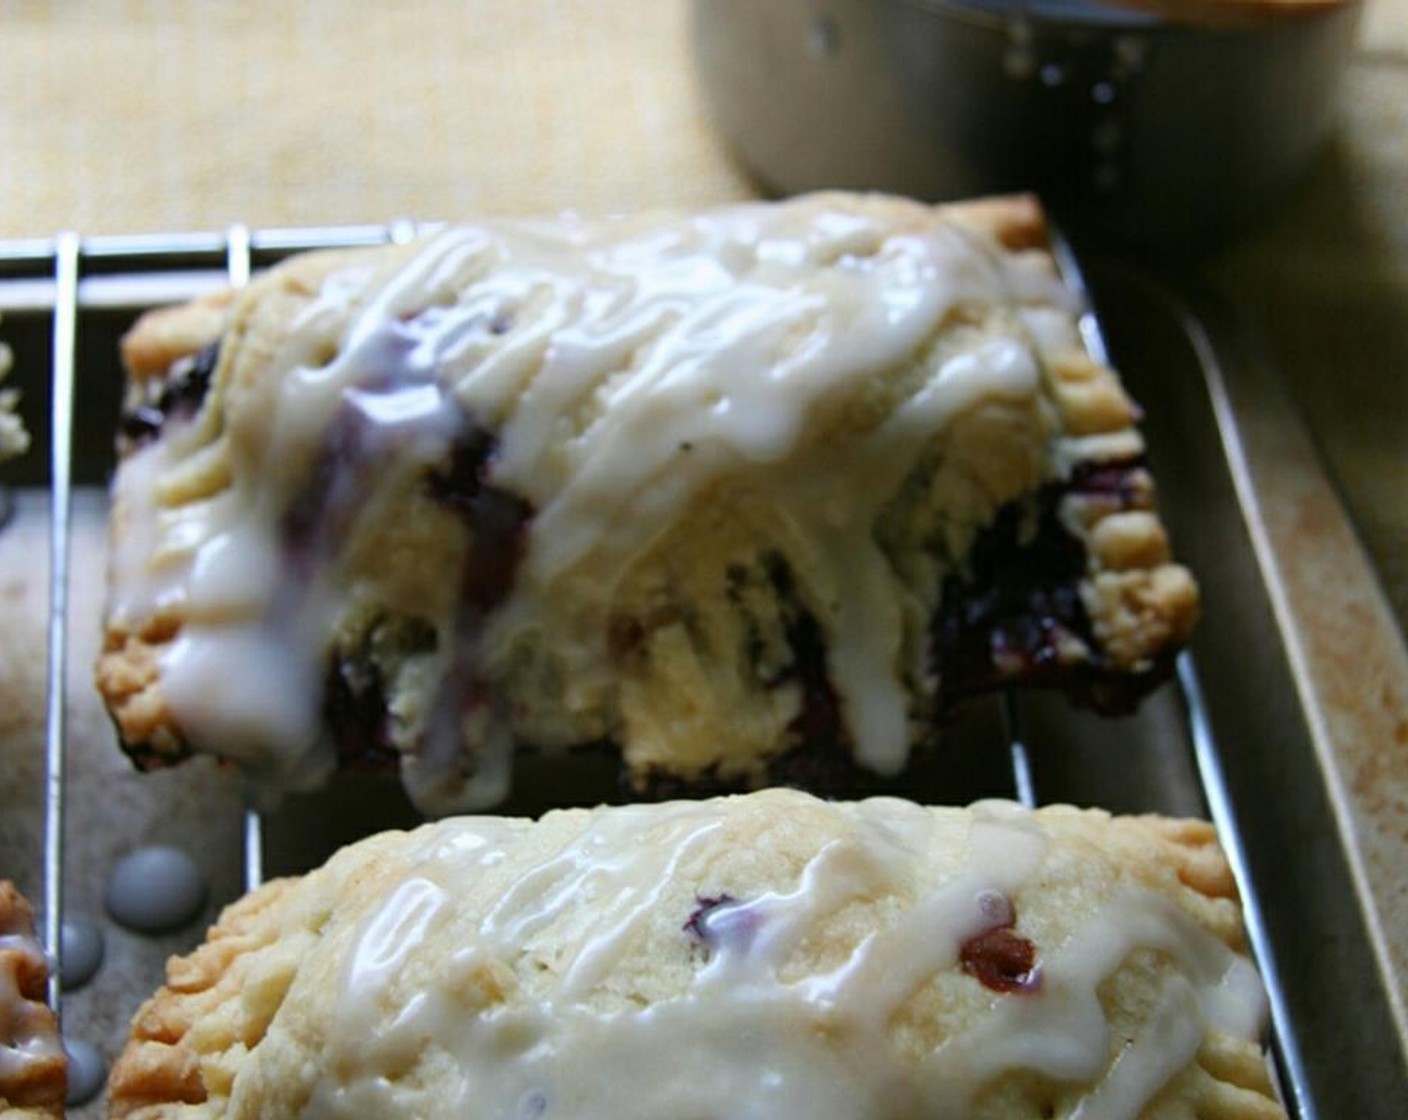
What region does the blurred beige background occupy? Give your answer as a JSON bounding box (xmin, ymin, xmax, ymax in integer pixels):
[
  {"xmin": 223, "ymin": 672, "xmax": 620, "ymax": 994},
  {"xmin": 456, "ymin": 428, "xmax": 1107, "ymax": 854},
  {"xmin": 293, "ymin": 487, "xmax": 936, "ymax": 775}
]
[
  {"xmin": 0, "ymin": 1, "xmax": 753, "ymax": 235},
  {"xmin": 0, "ymin": 1, "xmax": 1401, "ymax": 238},
  {"xmin": 3, "ymin": 2, "xmax": 1395, "ymax": 232}
]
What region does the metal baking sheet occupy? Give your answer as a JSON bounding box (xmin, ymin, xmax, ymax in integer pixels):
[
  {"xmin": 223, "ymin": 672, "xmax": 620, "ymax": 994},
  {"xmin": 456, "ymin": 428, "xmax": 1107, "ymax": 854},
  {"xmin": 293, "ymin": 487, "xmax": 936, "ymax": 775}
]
[{"xmin": 1, "ymin": 230, "xmax": 1404, "ymax": 1117}]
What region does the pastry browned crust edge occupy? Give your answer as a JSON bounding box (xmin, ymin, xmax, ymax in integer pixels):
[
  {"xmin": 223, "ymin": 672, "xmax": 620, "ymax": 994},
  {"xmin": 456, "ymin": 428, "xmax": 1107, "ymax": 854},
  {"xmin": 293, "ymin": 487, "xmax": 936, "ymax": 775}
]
[
  {"xmin": 0, "ymin": 882, "xmax": 65, "ymax": 1119},
  {"xmin": 107, "ymin": 802, "xmax": 1282, "ymax": 1119},
  {"xmin": 98, "ymin": 251, "xmax": 377, "ymax": 770},
  {"xmin": 107, "ymin": 878, "xmax": 299, "ymax": 1119}
]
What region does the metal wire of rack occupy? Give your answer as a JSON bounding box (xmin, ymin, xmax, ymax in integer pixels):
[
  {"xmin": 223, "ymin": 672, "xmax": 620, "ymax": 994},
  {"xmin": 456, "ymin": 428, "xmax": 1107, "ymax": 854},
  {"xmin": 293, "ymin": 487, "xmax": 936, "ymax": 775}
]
[{"xmin": 3, "ymin": 223, "xmax": 1312, "ymax": 1116}]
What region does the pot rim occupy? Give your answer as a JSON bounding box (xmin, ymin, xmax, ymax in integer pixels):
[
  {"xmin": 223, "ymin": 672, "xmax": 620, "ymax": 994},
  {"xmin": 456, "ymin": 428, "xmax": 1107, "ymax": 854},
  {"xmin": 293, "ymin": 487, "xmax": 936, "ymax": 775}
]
[{"xmin": 892, "ymin": 0, "xmax": 1359, "ymax": 33}]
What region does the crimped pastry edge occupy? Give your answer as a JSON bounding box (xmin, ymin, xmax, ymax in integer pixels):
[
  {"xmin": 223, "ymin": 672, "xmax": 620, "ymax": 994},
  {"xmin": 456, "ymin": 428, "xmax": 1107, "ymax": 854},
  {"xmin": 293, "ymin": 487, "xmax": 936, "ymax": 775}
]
[
  {"xmin": 0, "ymin": 882, "xmax": 65, "ymax": 1119},
  {"xmin": 107, "ymin": 794, "xmax": 1281, "ymax": 1120}
]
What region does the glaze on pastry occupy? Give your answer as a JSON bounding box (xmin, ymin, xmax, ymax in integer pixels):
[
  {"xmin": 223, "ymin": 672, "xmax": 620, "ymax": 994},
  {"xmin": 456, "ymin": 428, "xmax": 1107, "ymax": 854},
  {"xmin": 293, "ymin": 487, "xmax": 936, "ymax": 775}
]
[
  {"xmin": 0, "ymin": 883, "xmax": 65, "ymax": 1119},
  {"xmin": 108, "ymin": 790, "xmax": 1282, "ymax": 1119},
  {"xmin": 97, "ymin": 193, "xmax": 1198, "ymax": 812}
]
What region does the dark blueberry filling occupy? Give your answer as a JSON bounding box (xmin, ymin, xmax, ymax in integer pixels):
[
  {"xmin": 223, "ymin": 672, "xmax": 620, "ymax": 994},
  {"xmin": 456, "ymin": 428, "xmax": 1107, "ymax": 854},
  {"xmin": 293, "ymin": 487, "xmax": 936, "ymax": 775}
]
[
  {"xmin": 931, "ymin": 457, "xmax": 1159, "ymax": 714},
  {"xmin": 960, "ymin": 926, "xmax": 1040, "ymax": 994},
  {"xmin": 607, "ymin": 614, "xmax": 648, "ymax": 661},
  {"xmin": 272, "ymin": 387, "xmax": 429, "ymax": 775},
  {"xmin": 427, "ymin": 429, "xmax": 533, "ymax": 615},
  {"xmin": 121, "ymin": 737, "xmax": 195, "ymax": 771},
  {"xmin": 119, "ymin": 342, "xmax": 220, "ymax": 447},
  {"xmin": 1068, "ymin": 455, "xmax": 1149, "ymax": 504},
  {"xmin": 683, "ymin": 893, "xmax": 739, "ymax": 943},
  {"xmin": 419, "ymin": 422, "xmax": 534, "ymax": 779},
  {"xmin": 281, "ymin": 402, "xmax": 377, "ymax": 583},
  {"xmin": 932, "ymin": 489, "xmax": 1090, "ymax": 696},
  {"xmin": 767, "ymin": 557, "xmax": 845, "ymax": 747},
  {"xmin": 323, "ymin": 654, "xmax": 397, "ymax": 770},
  {"xmin": 426, "ymin": 425, "xmax": 498, "ymax": 507},
  {"xmin": 274, "ymin": 347, "xmax": 534, "ymax": 780},
  {"xmin": 960, "ymin": 892, "xmax": 1040, "ymax": 994},
  {"xmin": 323, "ymin": 619, "xmax": 437, "ymax": 771},
  {"xmin": 683, "ymin": 892, "xmax": 762, "ymax": 957}
]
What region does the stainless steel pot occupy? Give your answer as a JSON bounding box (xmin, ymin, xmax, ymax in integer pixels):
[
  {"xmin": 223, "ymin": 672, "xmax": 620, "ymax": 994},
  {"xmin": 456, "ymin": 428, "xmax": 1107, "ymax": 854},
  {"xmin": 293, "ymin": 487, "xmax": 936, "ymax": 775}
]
[{"xmin": 691, "ymin": 0, "xmax": 1363, "ymax": 252}]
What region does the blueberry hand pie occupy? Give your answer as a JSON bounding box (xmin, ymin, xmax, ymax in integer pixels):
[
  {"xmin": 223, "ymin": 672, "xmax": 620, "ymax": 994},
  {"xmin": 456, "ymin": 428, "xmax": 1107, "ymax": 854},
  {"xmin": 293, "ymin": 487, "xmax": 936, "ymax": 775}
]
[
  {"xmin": 107, "ymin": 790, "xmax": 1281, "ymax": 1119},
  {"xmin": 97, "ymin": 194, "xmax": 1197, "ymax": 812}
]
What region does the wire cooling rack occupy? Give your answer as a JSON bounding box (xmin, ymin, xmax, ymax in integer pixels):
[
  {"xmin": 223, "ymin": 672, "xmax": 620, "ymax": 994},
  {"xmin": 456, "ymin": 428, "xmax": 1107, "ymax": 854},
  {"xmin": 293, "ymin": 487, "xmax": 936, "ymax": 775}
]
[{"xmin": 0, "ymin": 222, "xmax": 1316, "ymax": 1117}]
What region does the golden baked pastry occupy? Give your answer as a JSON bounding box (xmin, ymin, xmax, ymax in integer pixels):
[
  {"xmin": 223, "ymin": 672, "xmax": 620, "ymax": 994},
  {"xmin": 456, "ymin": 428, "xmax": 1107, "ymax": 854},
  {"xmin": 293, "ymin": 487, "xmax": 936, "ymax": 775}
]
[
  {"xmin": 108, "ymin": 789, "xmax": 1283, "ymax": 1119},
  {"xmin": 0, "ymin": 882, "xmax": 65, "ymax": 1119},
  {"xmin": 97, "ymin": 193, "xmax": 1197, "ymax": 813},
  {"xmin": 0, "ymin": 339, "xmax": 28, "ymax": 465}
]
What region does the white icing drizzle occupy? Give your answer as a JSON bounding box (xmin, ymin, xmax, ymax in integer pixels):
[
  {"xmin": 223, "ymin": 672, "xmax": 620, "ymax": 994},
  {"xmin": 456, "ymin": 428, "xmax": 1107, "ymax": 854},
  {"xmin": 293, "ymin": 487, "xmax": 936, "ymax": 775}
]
[
  {"xmin": 0, "ymin": 928, "xmax": 62, "ymax": 1084},
  {"xmin": 308, "ymin": 796, "xmax": 1269, "ymax": 1119},
  {"xmin": 926, "ymin": 888, "xmax": 1268, "ymax": 1110},
  {"xmin": 108, "ymin": 197, "xmax": 1084, "ymax": 810}
]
